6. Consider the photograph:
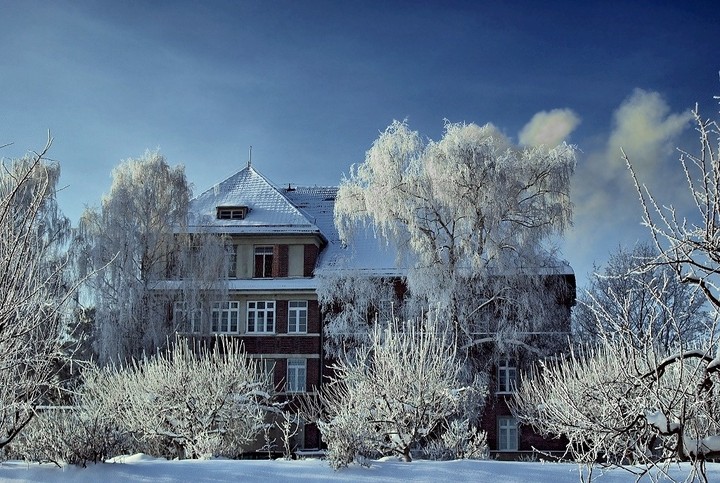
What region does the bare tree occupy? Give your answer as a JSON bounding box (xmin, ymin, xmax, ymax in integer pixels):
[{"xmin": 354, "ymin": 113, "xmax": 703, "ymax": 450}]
[
  {"xmin": 574, "ymin": 243, "xmax": 709, "ymax": 350},
  {"xmin": 0, "ymin": 137, "xmax": 75, "ymax": 449}
]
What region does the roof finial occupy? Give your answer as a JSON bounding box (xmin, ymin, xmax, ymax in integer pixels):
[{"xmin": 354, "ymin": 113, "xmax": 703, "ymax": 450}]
[{"xmin": 247, "ymin": 146, "xmax": 252, "ymax": 168}]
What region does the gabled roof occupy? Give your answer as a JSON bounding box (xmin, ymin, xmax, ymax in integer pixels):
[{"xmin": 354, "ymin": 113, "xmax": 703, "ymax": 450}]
[{"xmin": 187, "ymin": 165, "xmax": 323, "ymax": 237}]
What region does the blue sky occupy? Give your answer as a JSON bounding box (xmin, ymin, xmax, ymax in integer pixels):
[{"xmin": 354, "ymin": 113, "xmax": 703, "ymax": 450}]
[{"xmin": 1, "ymin": 0, "xmax": 718, "ymax": 289}]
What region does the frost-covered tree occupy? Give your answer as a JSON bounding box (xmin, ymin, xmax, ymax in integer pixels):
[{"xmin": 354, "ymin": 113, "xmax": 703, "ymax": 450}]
[
  {"xmin": 0, "ymin": 137, "xmax": 75, "ymax": 450},
  {"xmin": 12, "ymin": 337, "xmax": 273, "ymax": 463},
  {"xmin": 169, "ymin": 232, "xmax": 233, "ymax": 335},
  {"xmin": 80, "ymin": 337, "xmax": 271, "ymax": 460},
  {"xmin": 513, "ymin": 95, "xmax": 720, "ymax": 481},
  {"xmin": 77, "ymin": 151, "xmax": 190, "ymax": 363},
  {"xmin": 308, "ymin": 312, "xmax": 484, "ymax": 467},
  {"xmin": 574, "ymin": 243, "xmax": 709, "ymax": 350},
  {"xmin": 331, "ymin": 120, "xmax": 576, "ymax": 363},
  {"xmin": 512, "ymin": 326, "xmax": 720, "ymax": 479}
]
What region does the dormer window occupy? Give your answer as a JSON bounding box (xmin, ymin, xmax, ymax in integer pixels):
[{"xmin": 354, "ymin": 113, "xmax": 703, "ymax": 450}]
[{"xmin": 217, "ymin": 206, "xmax": 249, "ymax": 220}]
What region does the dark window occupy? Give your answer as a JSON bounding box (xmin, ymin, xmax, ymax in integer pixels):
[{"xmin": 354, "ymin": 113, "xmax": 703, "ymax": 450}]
[
  {"xmin": 216, "ymin": 206, "xmax": 248, "ymax": 220},
  {"xmin": 254, "ymin": 246, "xmax": 273, "ymax": 278}
]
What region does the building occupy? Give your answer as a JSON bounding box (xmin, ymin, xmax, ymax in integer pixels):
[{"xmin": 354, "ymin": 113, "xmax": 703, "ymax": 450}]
[{"xmin": 163, "ymin": 163, "xmax": 575, "ymax": 456}]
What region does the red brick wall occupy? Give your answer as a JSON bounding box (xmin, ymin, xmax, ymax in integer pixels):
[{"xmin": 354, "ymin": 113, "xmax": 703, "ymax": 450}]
[
  {"xmin": 241, "ymin": 336, "xmax": 321, "ymax": 355},
  {"xmin": 276, "ymin": 300, "xmax": 288, "ymax": 333},
  {"xmin": 306, "ymin": 358, "xmax": 320, "ymax": 392}
]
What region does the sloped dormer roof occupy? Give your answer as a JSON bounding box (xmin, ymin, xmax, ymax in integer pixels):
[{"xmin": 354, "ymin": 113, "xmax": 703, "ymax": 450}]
[{"xmin": 188, "ymin": 165, "xmax": 323, "ymax": 237}]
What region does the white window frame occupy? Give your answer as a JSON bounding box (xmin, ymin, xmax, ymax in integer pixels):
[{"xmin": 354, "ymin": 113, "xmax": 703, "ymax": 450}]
[
  {"xmin": 211, "ymin": 301, "xmax": 241, "ymax": 333},
  {"xmin": 288, "ymin": 300, "xmax": 308, "ymax": 333},
  {"xmin": 286, "ymin": 358, "xmax": 307, "ymax": 393},
  {"xmin": 498, "ymin": 416, "xmax": 518, "ymax": 451},
  {"xmin": 216, "ymin": 206, "xmax": 248, "ymax": 220},
  {"xmin": 247, "ymin": 301, "xmax": 276, "ymax": 334},
  {"xmin": 254, "ymin": 246, "xmax": 273, "ymax": 278},
  {"xmin": 497, "ymin": 358, "xmax": 517, "ymax": 394},
  {"xmin": 174, "ymin": 301, "xmax": 202, "ymax": 333}
]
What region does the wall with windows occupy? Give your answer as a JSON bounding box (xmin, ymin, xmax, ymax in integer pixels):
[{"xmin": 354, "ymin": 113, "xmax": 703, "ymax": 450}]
[
  {"xmin": 225, "ymin": 236, "xmax": 323, "ymax": 279},
  {"xmin": 481, "ymin": 356, "xmax": 567, "ymax": 458},
  {"xmin": 174, "ymin": 296, "xmax": 319, "ymax": 335}
]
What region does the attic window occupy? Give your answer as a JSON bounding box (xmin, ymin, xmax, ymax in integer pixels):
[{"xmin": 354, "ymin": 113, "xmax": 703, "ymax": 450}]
[{"xmin": 217, "ymin": 206, "xmax": 249, "ymax": 220}]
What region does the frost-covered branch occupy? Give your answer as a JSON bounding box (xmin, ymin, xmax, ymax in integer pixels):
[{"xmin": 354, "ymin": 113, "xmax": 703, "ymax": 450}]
[{"xmin": 0, "ymin": 136, "xmax": 76, "ymax": 449}]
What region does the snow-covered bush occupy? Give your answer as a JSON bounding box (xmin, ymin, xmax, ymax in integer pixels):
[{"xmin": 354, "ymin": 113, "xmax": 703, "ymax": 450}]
[
  {"xmin": 83, "ymin": 337, "xmax": 272, "ymax": 460},
  {"xmin": 312, "ymin": 312, "xmax": 485, "ymax": 467},
  {"xmin": 9, "ymin": 406, "xmax": 129, "ymax": 467},
  {"xmin": 11, "ymin": 337, "xmax": 273, "ymax": 463},
  {"xmin": 423, "ymin": 419, "xmax": 488, "ymax": 461}
]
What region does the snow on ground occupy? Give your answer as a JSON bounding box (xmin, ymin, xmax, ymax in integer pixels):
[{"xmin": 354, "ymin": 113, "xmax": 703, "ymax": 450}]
[{"xmin": 0, "ymin": 456, "xmax": 718, "ymax": 483}]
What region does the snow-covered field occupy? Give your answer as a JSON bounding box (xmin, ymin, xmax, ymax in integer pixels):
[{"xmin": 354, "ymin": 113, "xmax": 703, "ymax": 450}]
[{"xmin": 0, "ymin": 455, "xmax": 718, "ymax": 483}]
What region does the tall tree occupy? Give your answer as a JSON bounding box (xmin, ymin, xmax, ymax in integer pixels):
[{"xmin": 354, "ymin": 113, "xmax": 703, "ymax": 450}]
[
  {"xmin": 331, "ymin": 120, "xmax": 576, "ymax": 362},
  {"xmin": 0, "ymin": 137, "xmax": 74, "ymax": 449},
  {"xmin": 77, "ymin": 151, "xmax": 190, "ymax": 363},
  {"xmin": 513, "ymin": 95, "xmax": 720, "ymax": 481},
  {"xmin": 574, "ymin": 243, "xmax": 709, "ymax": 350}
]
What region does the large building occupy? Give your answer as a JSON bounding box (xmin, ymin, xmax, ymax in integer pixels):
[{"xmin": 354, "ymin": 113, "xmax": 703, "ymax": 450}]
[{"xmin": 163, "ymin": 163, "xmax": 574, "ymax": 456}]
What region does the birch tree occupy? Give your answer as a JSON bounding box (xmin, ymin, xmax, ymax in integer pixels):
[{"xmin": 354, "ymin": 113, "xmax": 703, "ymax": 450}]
[
  {"xmin": 0, "ymin": 137, "xmax": 75, "ymax": 449},
  {"xmin": 332, "ymin": 120, "xmax": 576, "ymax": 363},
  {"xmin": 77, "ymin": 151, "xmax": 190, "ymax": 363}
]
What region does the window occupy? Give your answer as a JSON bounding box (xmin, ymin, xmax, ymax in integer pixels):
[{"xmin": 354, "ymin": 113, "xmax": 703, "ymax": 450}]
[
  {"xmin": 211, "ymin": 301, "xmax": 241, "ymax": 333},
  {"xmin": 498, "ymin": 416, "xmax": 518, "ymax": 451},
  {"xmin": 227, "ymin": 244, "xmax": 237, "ymax": 278},
  {"xmin": 497, "ymin": 358, "xmax": 517, "ymax": 393},
  {"xmin": 287, "ymin": 358, "xmax": 307, "ymax": 393},
  {"xmin": 216, "ymin": 206, "xmax": 248, "ymax": 220},
  {"xmin": 288, "ymin": 300, "xmax": 308, "ymax": 333},
  {"xmin": 254, "ymin": 246, "xmax": 273, "ymax": 278},
  {"xmin": 247, "ymin": 301, "xmax": 275, "ymax": 333},
  {"xmin": 174, "ymin": 301, "xmax": 202, "ymax": 333}
]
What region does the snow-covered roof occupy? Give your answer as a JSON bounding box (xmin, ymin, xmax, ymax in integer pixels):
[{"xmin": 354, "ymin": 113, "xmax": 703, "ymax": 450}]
[
  {"xmin": 187, "ymin": 165, "xmax": 572, "ymax": 279},
  {"xmin": 282, "ymin": 187, "xmax": 403, "ymax": 277},
  {"xmin": 152, "ymin": 278, "xmax": 319, "ymax": 293},
  {"xmin": 187, "ymin": 165, "xmax": 324, "ymax": 237}
]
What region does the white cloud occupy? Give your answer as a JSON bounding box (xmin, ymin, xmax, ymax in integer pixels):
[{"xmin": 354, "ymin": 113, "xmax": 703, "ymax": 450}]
[
  {"xmin": 605, "ymin": 88, "xmax": 692, "ymax": 175},
  {"xmin": 562, "ymin": 89, "xmax": 693, "ymax": 286},
  {"xmin": 518, "ymin": 108, "xmax": 580, "ymax": 147}
]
